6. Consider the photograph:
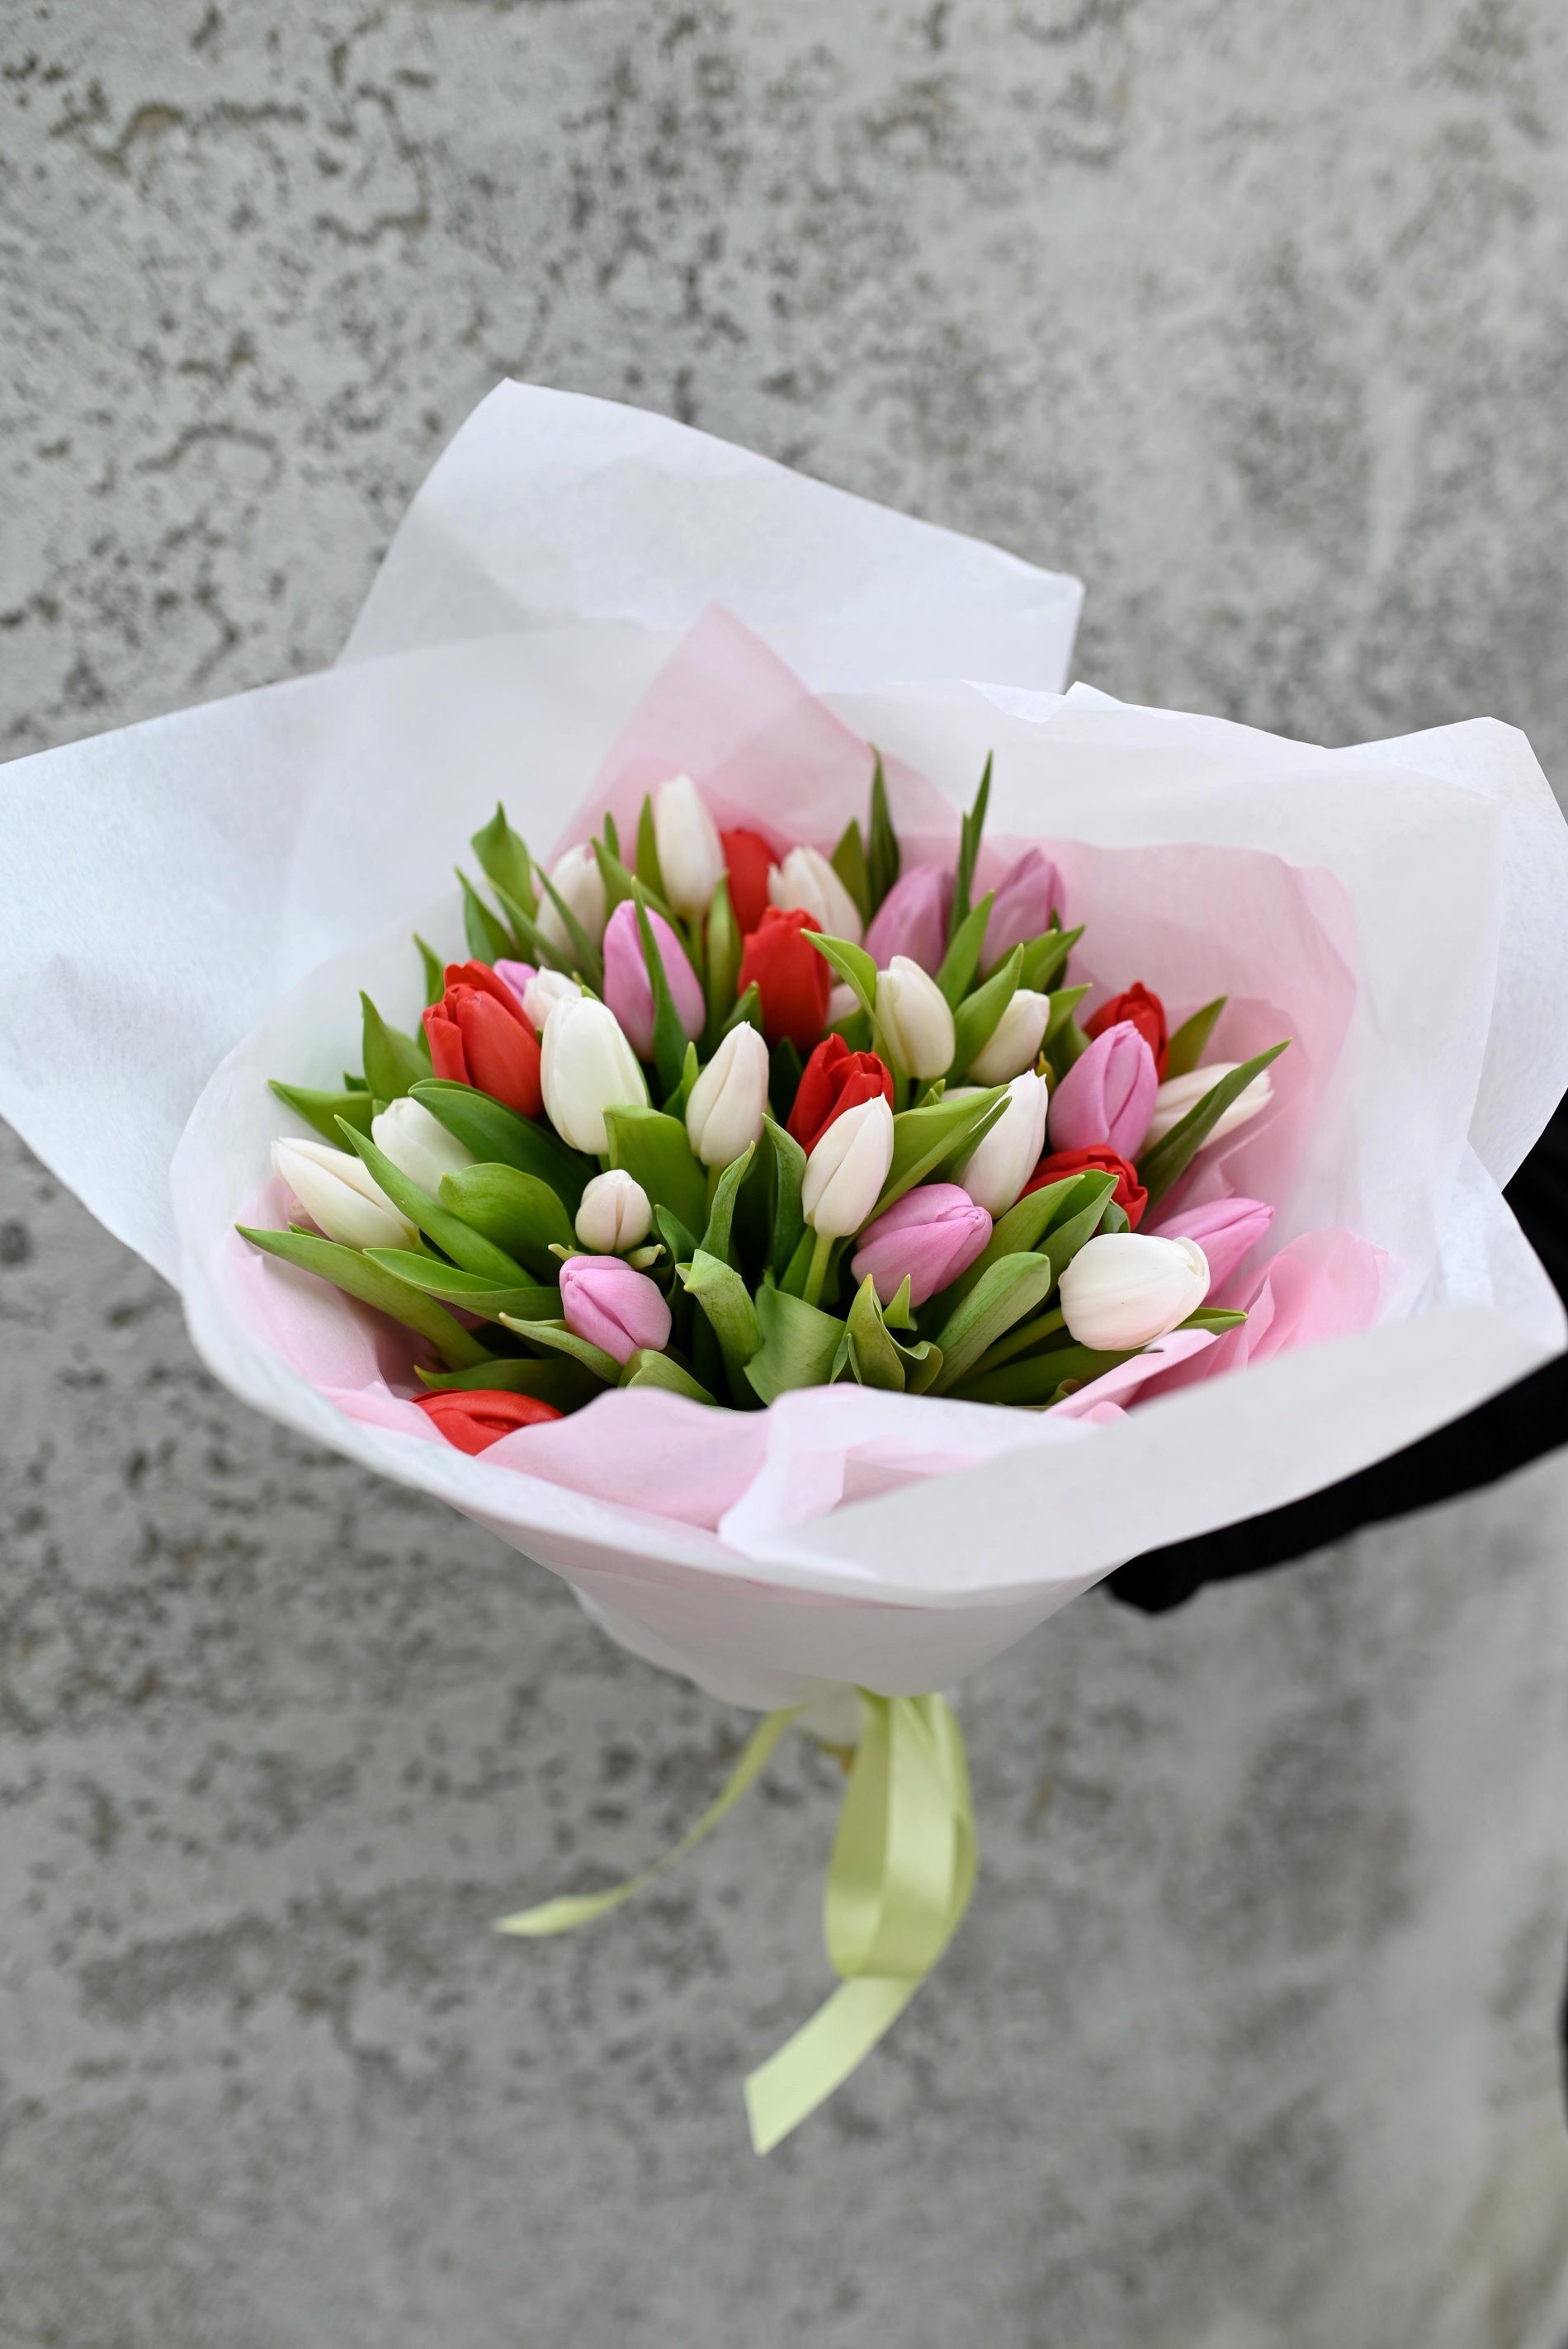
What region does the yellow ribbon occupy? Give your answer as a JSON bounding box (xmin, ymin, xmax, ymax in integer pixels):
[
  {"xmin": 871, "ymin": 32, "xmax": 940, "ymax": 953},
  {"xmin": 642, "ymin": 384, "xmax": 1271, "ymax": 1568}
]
[{"xmin": 497, "ymin": 1690, "xmax": 975, "ymax": 2154}]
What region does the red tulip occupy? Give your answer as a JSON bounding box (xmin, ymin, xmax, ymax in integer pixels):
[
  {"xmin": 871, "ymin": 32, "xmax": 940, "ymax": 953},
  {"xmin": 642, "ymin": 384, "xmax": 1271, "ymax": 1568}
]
[
  {"xmin": 786, "ymin": 1033, "xmax": 894, "ymax": 1156},
  {"xmin": 1086, "ymin": 982, "xmax": 1169, "ymax": 1079},
  {"xmin": 721, "ymin": 827, "xmax": 777, "ymax": 936},
  {"xmin": 1023, "ymin": 1143, "xmax": 1147, "ymax": 1230},
  {"xmin": 423, "ymin": 961, "xmax": 543, "ymax": 1118},
  {"xmin": 737, "ymin": 906, "xmax": 831, "ymax": 1051},
  {"xmin": 414, "ymin": 1388, "xmax": 564, "ymax": 1454}
]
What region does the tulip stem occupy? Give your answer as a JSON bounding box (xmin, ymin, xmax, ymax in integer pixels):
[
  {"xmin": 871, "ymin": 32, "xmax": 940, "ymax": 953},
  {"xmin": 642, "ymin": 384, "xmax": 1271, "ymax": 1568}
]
[
  {"xmin": 801, "ymin": 1226, "xmax": 834, "ymax": 1311},
  {"xmin": 975, "ymin": 1305, "xmax": 1065, "ymax": 1373}
]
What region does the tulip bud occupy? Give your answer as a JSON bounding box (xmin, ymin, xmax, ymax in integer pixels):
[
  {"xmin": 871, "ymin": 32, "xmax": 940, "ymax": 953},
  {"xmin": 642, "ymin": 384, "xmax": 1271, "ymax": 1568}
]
[
  {"xmin": 864, "ymin": 865, "xmax": 954, "ymax": 975},
  {"xmin": 654, "ymin": 774, "xmax": 726, "ymax": 920},
  {"xmin": 1047, "ymin": 1020, "xmax": 1157, "ymax": 1159},
  {"xmin": 1152, "ymin": 1196, "xmax": 1274, "ymax": 1293},
  {"xmin": 720, "ymin": 826, "xmax": 777, "ymax": 935},
  {"xmin": 982, "ymin": 846, "xmax": 1062, "ymax": 973},
  {"xmin": 851, "ymin": 1184, "xmax": 992, "ymax": 1308},
  {"xmin": 737, "ymin": 906, "xmax": 831, "ymax": 1050},
  {"xmin": 954, "ymin": 1073, "xmax": 1049, "ymax": 1216},
  {"xmin": 801, "ymin": 1094, "xmax": 895, "ymax": 1237},
  {"xmin": 685, "ymin": 1023, "xmax": 769, "ymax": 1168},
  {"xmin": 424, "ymin": 960, "xmax": 544, "ymax": 1119},
  {"xmin": 786, "ymin": 1034, "xmax": 894, "ymax": 1156},
  {"xmin": 540, "ymin": 995, "xmax": 649, "ymax": 1155},
  {"xmin": 371, "ymin": 1098, "xmax": 476, "ymax": 1196},
  {"xmin": 537, "ymin": 842, "xmax": 608, "ymax": 957},
  {"xmin": 574, "ymin": 1168, "xmax": 654, "ymax": 1254},
  {"xmin": 876, "ymin": 956, "xmax": 956, "ymax": 1080},
  {"xmin": 271, "ymin": 1137, "xmax": 416, "ymax": 1252},
  {"xmin": 966, "ymin": 988, "xmax": 1050, "ymax": 1085},
  {"xmin": 1058, "ymin": 1231, "xmax": 1210, "ymax": 1351},
  {"xmin": 414, "ymin": 1389, "xmax": 564, "ymax": 1453},
  {"xmin": 769, "ymin": 844, "xmax": 865, "ymax": 946},
  {"xmin": 601, "ymin": 898, "xmax": 706, "ymax": 1061},
  {"xmin": 559, "ymin": 1255, "xmax": 673, "ymax": 1365},
  {"xmin": 522, "ymin": 968, "xmax": 582, "ymax": 1032},
  {"xmin": 1086, "ymin": 982, "xmax": 1169, "ymax": 1078},
  {"xmin": 1144, "ymin": 1064, "xmax": 1274, "ymax": 1151},
  {"xmin": 1023, "ymin": 1143, "xmax": 1146, "ymax": 1229}
]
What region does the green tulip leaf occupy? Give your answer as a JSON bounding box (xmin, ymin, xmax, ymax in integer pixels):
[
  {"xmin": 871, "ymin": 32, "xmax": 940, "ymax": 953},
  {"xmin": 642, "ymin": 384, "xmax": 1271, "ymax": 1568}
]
[
  {"xmin": 805, "ymin": 930, "xmax": 879, "ymax": 1025},
  {"xmin": 603, "ymin": 1104, "xmax": 708, "ymax": 1237},
  {"xmin": 410, "ymin": 1079, "xmax": 593, "ymax": 1209},
  {"xmin": 763, "ymin": 1114, "xmax": 807, "ymax": 1278},
  {"xmin": 1137, "ymin": 1039, "xmax": 1290, "ymax": 1211},
  {"xmin": 619, "ymin": 1350, "xmax": 719, "ymax": 1406},
  {"xmin": 831, "ymin": 818, "xmax": 871, "ymax": 927},
  {"xmin": 456, "ymin": 868, "xmax": 516, "ymax": 964},
  {"xmin": 494, "ymin": 1315, "xmax": 620, "ymax": 1382},
  {"xmin": 950, "ymin": 943, "xmax": 1024, "ymax": 1078},
  {"xmin": 471, "ymin": 804, "xmax": 537, "ymax": 921},
  {"xmin": 1018, "ymin": 925, "xmax": 1083, "ymax": 995},
  {"xmin": 338, "ymin": 1122, "xmax": 533, "ymax": 1285},
  {"xmin": 679, "ymin": 1250, "xmax": 765, "ymax": 1403},
  {"xmin": 437, "ymin": 1163, "xmax": 574, "ymax": 1279},
  {"xmin": 698, "ymin": 1141, "xmax": 755, "ymax": 1272},
  {"xmin": 867, "ymin": 750, "xmax": 902, "ymax": 916},
  {"xmin": 704, "ymin": 873, "xmax": 741, "ymax": 1043},
  {"xmin": 744, "ymin": 1280, "xmax": 845, "ymax": 1404},
  {"xmin": 947, "ymin": 753, "xmax": 992, "ymax": 944},
  {"xmin": 364, "ymin": 1248, "xmax": 559, "ymax": 1321},
  {"xmin": 633, "ymin": 883, "xmax": 691, "ymax": 1099},
  {"xmin": 928, "ymin": 1250, "xmax": 1058, "ymax": 1393},
  {"xmin": 416, "ymin": 1354, "xmax": 602, "ymax": 1410},
  {"xmin": 360, "ymin": 993, "xmax": 427, "ymax": 1102},
  {"xmin": 1163, "ymin": 995, "xmax": 1229, "ymax": 1081},
  {"xmin": 269, "ymin": 1080, "xmax": 375, "ymax": 1146},
  {"xmin": 414, "ymin": 935, "xmax": 446, "ymax": 1008},
  {"xmin": 872, "ymin": 1085, "xmax": 1007, "ymax": 1218},
  {"xmin": 237, "ymin": 1225, "xmax": 489, "ymax": 1369},
  {"xmin": 934, "ymin": 891, "xmax": 994, "ymax": 1009},
  {"xmin": 635, "ymin": 793, "xmax": 668, "ymax": 901}
]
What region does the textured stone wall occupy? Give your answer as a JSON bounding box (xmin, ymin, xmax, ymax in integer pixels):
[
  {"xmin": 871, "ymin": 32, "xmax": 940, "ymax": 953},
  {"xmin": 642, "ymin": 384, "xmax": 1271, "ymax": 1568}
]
[{"xmin": 3, "ymin": 4, "xmax": 1568, "ymax": 2345}]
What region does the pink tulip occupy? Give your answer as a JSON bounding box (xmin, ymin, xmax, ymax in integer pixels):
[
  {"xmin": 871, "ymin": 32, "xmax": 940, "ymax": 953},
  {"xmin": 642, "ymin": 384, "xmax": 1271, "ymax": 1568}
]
[
  {"xmin": 494, "ymin": 958, "xmax": 535, "ymax": 1011},
  {"xmin": 1048, "ymin": 1020, "xmax": 1158, "ymax": 1158},
  {"xmin": 864, "ymin": 865, "xmax": 955, "ymax": 976},
  {"xmin": 850, "ymin": 1183, "xmax": 992, "ymax": 1309},
  {"xmin": 602, "ymin": 899, "xmax": 705, "ymax": 1061},
  {"xmin": 559, "ymin": 1255, "xmax": 672, "ymax": 1365},
  {"xmin": 982, "ymin": 846, "xmax": 1063, "ymax": 972},
  {"xmin": 1151, "ymin": 1197, "xmax": 1275, "ymax": 1295}
]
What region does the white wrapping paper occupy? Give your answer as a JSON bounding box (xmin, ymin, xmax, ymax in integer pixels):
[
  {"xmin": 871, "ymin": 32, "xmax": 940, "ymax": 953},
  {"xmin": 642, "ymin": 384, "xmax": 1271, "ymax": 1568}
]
[{"xmin": 1, "ymin": 384, "xmax": 1564, "ymax": 1709}]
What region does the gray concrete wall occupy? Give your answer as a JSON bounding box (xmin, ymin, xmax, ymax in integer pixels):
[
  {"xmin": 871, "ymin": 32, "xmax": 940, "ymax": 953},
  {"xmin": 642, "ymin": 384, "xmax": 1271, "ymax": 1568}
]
[{"xmin": 3, "ymin": 4, "xmax": 1568, "ymax": 2344}]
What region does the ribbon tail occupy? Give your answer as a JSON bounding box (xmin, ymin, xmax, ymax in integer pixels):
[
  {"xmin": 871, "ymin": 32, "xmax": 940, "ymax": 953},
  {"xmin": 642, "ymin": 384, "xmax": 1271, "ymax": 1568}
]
[
  {"xmin": 744, "ymin": 1975, "xmax": 918, "ymax": 2156},
  {"xmin": 495, "ymin": 1705, "xmax": 798, "ymax": 1936}
]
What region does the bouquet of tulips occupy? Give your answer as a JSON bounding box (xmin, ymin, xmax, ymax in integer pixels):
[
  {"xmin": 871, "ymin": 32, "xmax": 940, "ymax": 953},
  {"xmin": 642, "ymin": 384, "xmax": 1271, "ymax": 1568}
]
[
  {"xmin": 256, "ymin": 762, "xmax": 1288, "ymax": 1449},
  {"xmin": 6, "ymin": 385, "xmax": 1565, "ymax": 2151}
]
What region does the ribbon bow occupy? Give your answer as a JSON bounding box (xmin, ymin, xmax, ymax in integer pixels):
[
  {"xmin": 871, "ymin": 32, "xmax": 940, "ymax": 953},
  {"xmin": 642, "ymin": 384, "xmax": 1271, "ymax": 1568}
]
[{"xmin": 498, "ymin": 1690, "xmax": 975, "ymax": 2153}]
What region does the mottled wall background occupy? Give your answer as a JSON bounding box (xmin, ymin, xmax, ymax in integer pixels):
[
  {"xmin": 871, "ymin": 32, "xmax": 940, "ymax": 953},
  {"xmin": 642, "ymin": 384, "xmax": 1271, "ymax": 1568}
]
[{"xmin": 3, "ymin": 5, "xmax": 1568, "ymax": 2346}]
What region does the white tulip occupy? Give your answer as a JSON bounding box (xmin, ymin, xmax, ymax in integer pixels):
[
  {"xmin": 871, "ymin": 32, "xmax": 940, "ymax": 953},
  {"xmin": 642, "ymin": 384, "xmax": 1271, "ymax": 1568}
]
[
  {"xmin": 653, "ymin": 773, "xmax": 725, "ymax": 919},
  {"xmin": 1058, "ymin": 1231, "xmax": 1210, "ymax": 1351},
  {"xmin": 522, "ymin": 967, "xmax": 582, "ymax": 1031},
  {"xmin": 574, "ymin": 1169, "xmax": 654, "ymax": 1254},
  {"xmin": 966, "ymin": 988, "xmax": 1050, "ymax": 1085},
  {"xmin": 271, "ymin": 1137, "xmax": 416, "ymax": 1252},
  {"xmin": 537, "ymin": 842, "xmax": 608, "ymax": 957},
  {"xmin": 1144, "ymin": 1064, "xmax": 1274, "ymax": 1151},
  {"xmin": 802, "ymin": 1094, "xmax": 895, "ymax": 1238},
  {"xmin": 769, "ymin": 844, "xmax": 865, "ymax": 946},
  {"xmin": 876, "ymin": 956, "xmax": 956, "ymax": 1080},
  {"xmin": 371, "ymin": 1099, "xmax": 475, "ymax": 1198},
  {"xmin": 540, "ymin": 995, "xmax": 649, "ymax": 1155},
  {"xmin": 956, "ymin": 1072, "xmax": 1049, "ymax": 1217},
  {"xmin": 685, "ymin": 1023, "xmax": 770, "ymax": 1169}
]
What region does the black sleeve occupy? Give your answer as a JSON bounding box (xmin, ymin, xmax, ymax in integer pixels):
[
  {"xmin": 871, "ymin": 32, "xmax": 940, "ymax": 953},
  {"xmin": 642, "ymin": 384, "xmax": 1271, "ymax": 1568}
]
[{"xmin": 1106, "ymin": 1095, "xmax": 1568, "ymax": 1615}]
